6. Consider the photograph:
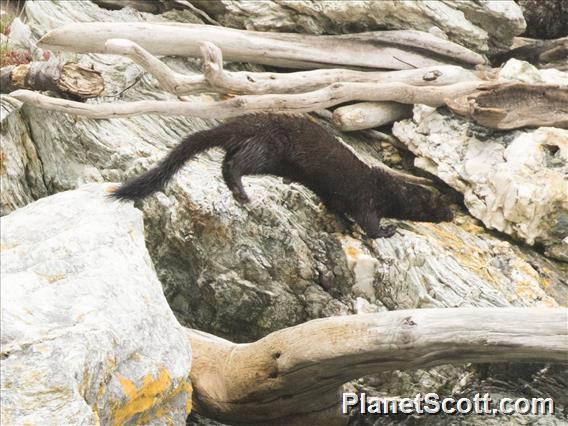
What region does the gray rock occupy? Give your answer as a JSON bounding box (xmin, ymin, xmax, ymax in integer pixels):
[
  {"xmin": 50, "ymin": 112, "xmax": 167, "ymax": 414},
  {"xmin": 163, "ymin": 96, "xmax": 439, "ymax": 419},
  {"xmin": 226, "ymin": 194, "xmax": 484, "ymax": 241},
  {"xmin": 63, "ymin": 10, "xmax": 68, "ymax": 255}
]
[
  {"xmin": 393, "ymin": 104, "xmax": 567, "ymax": 262},
  {"xmin": 0, "ymin": 184, "xmax": 192, "ymax": 425},
  {"xmin": 0, "ymin": 96, "xmax": 48, "ymax": 216},
  {"xmin": 188, "ymin": 0, "xmax": 525, "ymax": 53}
]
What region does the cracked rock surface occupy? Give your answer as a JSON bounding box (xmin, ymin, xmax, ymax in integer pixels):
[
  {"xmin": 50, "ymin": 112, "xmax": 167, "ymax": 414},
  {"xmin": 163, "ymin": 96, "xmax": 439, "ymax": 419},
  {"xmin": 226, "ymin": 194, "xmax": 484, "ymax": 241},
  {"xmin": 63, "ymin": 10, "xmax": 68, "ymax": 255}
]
[
  {"xmin": 1, "ymin": 184, "xmax": 192, "ymax": 425},
  {"xmin": 0, "ymin": 1, "xmax": 566, "ymax": 425}
]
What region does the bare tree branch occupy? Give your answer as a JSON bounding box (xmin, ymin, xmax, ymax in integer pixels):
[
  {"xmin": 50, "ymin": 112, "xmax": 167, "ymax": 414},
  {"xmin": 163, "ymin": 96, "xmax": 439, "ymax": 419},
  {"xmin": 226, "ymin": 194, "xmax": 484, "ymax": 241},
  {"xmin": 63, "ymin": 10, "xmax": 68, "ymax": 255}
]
[
  {"xmin": 188, "ymin": 307, "xmax": 568, "ymax": 425},
  {"xmin": 8, "ymin": 80, "xmax": 483, "ymax": 119},
  {"xmin": 103, "ymin": 39, "xmax": 480, "ymax": 96}
]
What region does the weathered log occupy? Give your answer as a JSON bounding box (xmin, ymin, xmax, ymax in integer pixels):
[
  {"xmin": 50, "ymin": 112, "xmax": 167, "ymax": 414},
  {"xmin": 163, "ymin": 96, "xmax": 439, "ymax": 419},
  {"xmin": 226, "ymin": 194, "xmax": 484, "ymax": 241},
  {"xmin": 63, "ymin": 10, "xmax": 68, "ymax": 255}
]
[
  {"xmin": 8, "ymin": 80, "xmax": 483, "ymax": 119},
  {"xmin": 39, "ymin": 22, "xmax": 485, "ymax": 70},
  {"xmin": 188, "ymin": 307, "xmax": 568, "ymax": 425},
  {"xmin": 105, "ymin": 38, "xmax": 480, "ymax": 96},
  {"xmin": 446, "ymin": 83, "xmax": 568, "ymax": 129},
  {"xmin": 333, "ymin": 101, "xmax": 413, "ymax": 131},
  {"xmin": 0, "ymin": 61, "xmax": 105, "ymax": 99}
]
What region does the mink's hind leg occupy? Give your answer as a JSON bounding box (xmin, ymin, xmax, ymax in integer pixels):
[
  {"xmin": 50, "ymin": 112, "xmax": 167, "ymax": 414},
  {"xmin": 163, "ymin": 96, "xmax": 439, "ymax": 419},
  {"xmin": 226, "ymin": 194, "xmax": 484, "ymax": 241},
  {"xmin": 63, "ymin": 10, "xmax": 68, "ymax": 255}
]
[
  {"xmin": 353, "ymin": 211, "xmax": 396, "ymax": 238},
  {"xmin": 222, "ymin": 141, "xmax": 278, "ymax": 204},
  {"xmin": 222, "ymin": 155, "xmax": 250, "ymax": 203}
]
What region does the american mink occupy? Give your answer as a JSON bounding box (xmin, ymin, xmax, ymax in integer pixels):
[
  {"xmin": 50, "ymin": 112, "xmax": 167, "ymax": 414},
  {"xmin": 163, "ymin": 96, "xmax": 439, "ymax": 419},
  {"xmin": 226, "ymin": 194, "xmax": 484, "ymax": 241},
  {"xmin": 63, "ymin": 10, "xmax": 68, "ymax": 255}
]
[{"xmin": 111, "ymin": 114, "xmax": 452, "ymax": 238}]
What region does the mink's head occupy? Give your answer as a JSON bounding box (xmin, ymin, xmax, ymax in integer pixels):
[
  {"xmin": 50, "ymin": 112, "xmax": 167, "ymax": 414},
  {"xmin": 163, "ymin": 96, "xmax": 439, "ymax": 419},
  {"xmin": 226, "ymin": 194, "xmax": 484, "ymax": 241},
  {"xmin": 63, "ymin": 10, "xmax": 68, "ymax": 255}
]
[{"xmin": 376, "ymin": 172, "xmax": 453, "ymax": 223}]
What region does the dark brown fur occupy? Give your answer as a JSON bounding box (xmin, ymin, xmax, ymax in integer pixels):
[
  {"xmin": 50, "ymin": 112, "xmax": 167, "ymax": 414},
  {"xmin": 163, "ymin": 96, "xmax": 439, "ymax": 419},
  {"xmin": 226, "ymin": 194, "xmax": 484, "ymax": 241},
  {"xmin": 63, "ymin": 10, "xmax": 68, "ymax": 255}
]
[{"xmin": 112, "ymin": 114, "xmax": 452, "ymax": 238}]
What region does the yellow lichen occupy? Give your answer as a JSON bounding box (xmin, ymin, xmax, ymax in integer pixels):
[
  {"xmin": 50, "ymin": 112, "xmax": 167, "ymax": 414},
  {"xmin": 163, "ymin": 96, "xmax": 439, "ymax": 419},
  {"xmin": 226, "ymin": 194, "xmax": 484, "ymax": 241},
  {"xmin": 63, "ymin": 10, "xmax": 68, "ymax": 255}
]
[
  {"xmin": 458, "ymin": 222, "xmax": 485, "ymax": 234},
  {"xmin": 344, "ymin": 245, "xmax": 360, "ymax": 260},
  {"xmin": 111, "ymin": 368, "xmax": 193, "ymax": 426},
  {"xmin": 426, "ymin": 224, "xmax": 498, "ymax": 286},
  {"xmin": 35, "ymin": 272, "xmax": 66, "ymax": 284},
  {"xmin": 125, "ymin": 374, "xmax": 193, "ymax": 425}
]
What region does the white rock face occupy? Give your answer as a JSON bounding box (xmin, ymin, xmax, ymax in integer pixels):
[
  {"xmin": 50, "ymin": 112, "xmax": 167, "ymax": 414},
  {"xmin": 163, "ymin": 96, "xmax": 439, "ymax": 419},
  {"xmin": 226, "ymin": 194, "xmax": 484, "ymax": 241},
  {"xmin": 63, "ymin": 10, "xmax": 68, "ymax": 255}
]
[
  {"xmin": 0, "ymin": 184, "xmax": 192, "ymax": 425},
  {"xmin": 393, "ymin": 107, "xmax": 568, "ymax": 261},
  {"xmin": 194, "ymin": 0, "xmax": 525, "ymax": 53}
]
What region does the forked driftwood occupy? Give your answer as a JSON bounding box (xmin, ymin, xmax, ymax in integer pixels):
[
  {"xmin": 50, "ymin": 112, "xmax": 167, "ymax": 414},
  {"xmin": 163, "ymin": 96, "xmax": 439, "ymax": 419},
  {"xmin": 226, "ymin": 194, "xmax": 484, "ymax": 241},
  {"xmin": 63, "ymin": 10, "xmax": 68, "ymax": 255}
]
[
  {"xmin": 104, "ymin": 39, "xmax": 480, "ymax": 96},
  {"xmin": 100, "ymin": 39, "xmax": 481, "ymax": 129},
  {"xmin": 0, "ymin": 61, "xmax": 105, "ymax": 99},
  {"xmin": 8, "ymin": 80, "xmax": 483, "ymax": 119},
  {"xmin": 187, "ymin": 307, "xmax": 568, "ymax": 425},
  {"xmin": 38, "ymin": 22, "xmax": 485, "ymax": 70},
  {"xmin": 446, "ymin": 83, "xmax": 568, "ymax": 129}
]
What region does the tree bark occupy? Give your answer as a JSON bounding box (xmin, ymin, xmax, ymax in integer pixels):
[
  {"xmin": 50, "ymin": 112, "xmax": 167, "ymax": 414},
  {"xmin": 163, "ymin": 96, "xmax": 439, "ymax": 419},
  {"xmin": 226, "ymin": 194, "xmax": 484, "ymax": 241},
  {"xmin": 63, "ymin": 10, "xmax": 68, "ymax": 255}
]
[
  {"xmin": 446, "ymin": 83, "xmax": 568, "ymax": 129},
  {"xmin": 0, "ymin": 61, "xmax": 105, "ymax": 100},
  {"xmin": 188, "ymin": 307, "xmax": 568, "ymax": 425},
  {"xmin": 38, "ymin": 22, "xmax": 485, "ymax": 70}
]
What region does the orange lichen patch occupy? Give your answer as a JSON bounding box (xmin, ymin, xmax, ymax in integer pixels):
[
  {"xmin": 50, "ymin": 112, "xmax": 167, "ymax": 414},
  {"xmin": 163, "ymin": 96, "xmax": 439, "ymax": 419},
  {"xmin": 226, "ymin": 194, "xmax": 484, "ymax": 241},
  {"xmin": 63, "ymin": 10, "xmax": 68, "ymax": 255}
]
[
  {"xmin": 185, "ymin": 390, "xmax": 192, "ymax": 414},
  {"xmin": 508, "ymin": 258, "xmax": 559, "ymax": 307},
  {"xmin": 111, "ymin": 368, "xmax": 192, "ymax": 425},
  {"xmin": 118, "ymin": 374, "xmax": 140, "ymax": 400},
  {"xmin": 458, "ymin": 222, "xmax": 485, "ymax": 234},
  {"xmin": 425, "ymin": 224, "xmax": 498, "ymax": 286},
  {"xmin": 114, "ymin": 368, "xmax": 193, "ymax": 425},
  {"xmin": 512, "ymin": 277, "xmax": 557, "ymax": 307},
  {"xmin": 539, "ymin": 276, "xmax": 553, "ymax": 289},
  {"xmin": 36, "ymin": 272, "xmax": 66, "ymax": 284},
  {"xmin": 344, "ymin": 245, "xmax": 360, "ymax": 260},
  {"xmin": 0, "ymin": 149, "xmax": 6, "ymax": 175}
]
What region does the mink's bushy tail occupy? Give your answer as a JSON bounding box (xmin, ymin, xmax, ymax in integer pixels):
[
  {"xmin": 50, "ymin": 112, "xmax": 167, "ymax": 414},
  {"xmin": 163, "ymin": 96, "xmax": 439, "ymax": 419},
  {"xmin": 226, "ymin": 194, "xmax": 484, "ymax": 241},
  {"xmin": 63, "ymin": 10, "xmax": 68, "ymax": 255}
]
[{"xmin": 111, "ymin": 127, "xmax": 226, "ymax": 201}]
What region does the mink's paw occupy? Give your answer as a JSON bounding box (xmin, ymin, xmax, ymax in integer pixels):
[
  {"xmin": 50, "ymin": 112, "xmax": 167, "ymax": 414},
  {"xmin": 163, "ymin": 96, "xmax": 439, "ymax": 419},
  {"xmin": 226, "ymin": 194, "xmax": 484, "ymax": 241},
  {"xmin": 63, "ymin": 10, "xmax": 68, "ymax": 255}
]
[
  {"xmin": 367, "ymin": 225, "xmax": 397, "ymax": 239},
  {"xmin": 232, "ymin": 190, "xmax": 250, "ymax": 204}
]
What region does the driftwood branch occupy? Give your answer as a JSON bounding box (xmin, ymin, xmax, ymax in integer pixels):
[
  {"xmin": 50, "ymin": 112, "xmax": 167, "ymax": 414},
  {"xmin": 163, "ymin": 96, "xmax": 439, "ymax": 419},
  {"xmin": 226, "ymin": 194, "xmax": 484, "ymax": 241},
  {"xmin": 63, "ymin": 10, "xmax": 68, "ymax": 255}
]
[
  {"xmin": 446, "ymin": 83, "xmax": 568, "ymax": 129},
  {"xmin": 39, "ymin": 22, "xmax": 485, "ymax": 70},
  {"xmin": 188, "ymin": 307, "xmax": 568, "ymax": 425},
  {"xmin": 8, "ymin": 80, "xmax": 483, "ymax": 119},
  {"xmin": 333, "ymin": 101, "xmax": 413, "ymax": 131},
  {"xmin": 104, "ymin": 39, "xmax": 481, "ymax": 96},
  {"xmin": 0, "ymin": 61, "xmax": 105, "ymax": 99}
]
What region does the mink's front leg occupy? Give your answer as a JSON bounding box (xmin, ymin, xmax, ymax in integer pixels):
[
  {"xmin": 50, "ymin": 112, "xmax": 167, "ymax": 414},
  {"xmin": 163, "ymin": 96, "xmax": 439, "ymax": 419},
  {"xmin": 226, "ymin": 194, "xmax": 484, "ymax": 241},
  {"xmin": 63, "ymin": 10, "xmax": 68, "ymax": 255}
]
[{"xmin": 354, "ymin": 211, "xmax": 396, "ymax": 238}]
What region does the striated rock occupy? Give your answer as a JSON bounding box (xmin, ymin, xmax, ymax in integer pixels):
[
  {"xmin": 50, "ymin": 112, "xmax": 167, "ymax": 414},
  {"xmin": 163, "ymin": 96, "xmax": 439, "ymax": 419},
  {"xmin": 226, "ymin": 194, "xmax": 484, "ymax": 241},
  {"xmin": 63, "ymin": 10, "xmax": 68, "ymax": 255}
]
[
  {"xmin": 188, "ymin": 0, "xmax": 525, "ymax": 53},
  {"xmin": 131, "ymin": 133, "xmax": 565, "ymax": 342},
  {"xmin": 393, "ymin": 106, "xmax": 567, "ymax": 261},
  {"xmin": 0, "ymin": 96, "xmax": 47, "ymax": 216},
  {"xmin": 4, "ymin": 2, "xmax": 567, "ymax": 426},
  {"xmin": 0, "ymin": 184, "xmax": 192, "ymax": 425}
]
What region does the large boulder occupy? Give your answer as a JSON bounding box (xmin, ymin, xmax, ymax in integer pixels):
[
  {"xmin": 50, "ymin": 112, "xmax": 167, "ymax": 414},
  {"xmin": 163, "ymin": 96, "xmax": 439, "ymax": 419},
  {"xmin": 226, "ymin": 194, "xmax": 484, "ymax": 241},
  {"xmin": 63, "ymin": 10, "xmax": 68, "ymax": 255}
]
[
  {"xmin": 188, "ymin": 0, "xmax": 526, "ymax": 53},
  {"xmin": 0, "ymin": 184, "xmax": 192, "ymax": 425},
  {"xmin": 392, "ymin": 61, "xmax": 568, "ymax": 261}
]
